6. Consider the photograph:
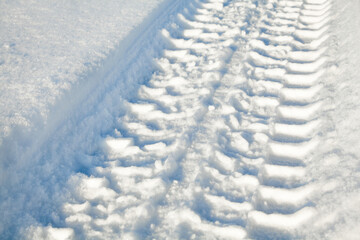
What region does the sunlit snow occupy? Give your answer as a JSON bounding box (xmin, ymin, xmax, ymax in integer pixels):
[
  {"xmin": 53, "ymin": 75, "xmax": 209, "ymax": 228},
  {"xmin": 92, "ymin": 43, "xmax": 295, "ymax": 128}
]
[{"xmin": 1, "ymin": 0, "xmax": 360, "ymax": 239}]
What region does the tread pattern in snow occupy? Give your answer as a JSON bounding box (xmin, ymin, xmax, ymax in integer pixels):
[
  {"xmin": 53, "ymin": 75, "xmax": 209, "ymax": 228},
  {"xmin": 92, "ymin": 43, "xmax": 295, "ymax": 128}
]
[
  {"xmin": 44, "ymin": 0, "xmax": 332, "ymax": 239},
  {"xmin": 246, "ymin": 0, "xmax": 331, "ymax": 238}
]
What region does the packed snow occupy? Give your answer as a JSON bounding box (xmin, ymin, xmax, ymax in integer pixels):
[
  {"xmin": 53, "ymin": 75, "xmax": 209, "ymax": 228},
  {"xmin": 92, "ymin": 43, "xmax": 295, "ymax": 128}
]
[{"xmin": 0, "ymin": 0, "xmax": 360, "ymax": 239}]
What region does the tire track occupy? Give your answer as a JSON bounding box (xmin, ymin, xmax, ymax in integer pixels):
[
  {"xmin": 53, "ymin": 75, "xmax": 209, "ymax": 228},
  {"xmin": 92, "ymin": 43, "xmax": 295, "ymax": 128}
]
[
  {"xmin": 59, "ymin": 0, "xmax": 253, "ymax": 239},
  {"xmin": 39, "ymin": 0, "xmax": 332, "ymax": 239},
  {"xmin": 246, "ymin": 0, "xmax": 332, "ymax": 238}
]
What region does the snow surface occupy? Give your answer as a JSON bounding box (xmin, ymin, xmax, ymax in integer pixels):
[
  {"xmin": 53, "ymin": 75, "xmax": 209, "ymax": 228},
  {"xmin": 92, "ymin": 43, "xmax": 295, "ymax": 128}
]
[
  {"xmin": 0, "ymin": 0, "xmax": 189, "ymax": 237},
  {"xmin": 1, "ymin": 0, "xmax": 360, "ymax": 239},
  {"xmin": 0, "ymin": 0, "xmax": 165, "ymax": 144}
]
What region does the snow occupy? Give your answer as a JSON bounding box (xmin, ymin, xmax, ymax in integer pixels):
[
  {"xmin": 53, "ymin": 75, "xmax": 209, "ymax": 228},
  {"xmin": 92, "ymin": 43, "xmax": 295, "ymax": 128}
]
[
  {"xmin": 0, "ymin": 0, "xmax": 190, "ymax": 238},
  {"xmin": 1, "ymin": 0, "xmax": 360, "ymax": 239},
  {"xmin": 0, "ymin": 0, "xmax": 162, "ymax": 144}
]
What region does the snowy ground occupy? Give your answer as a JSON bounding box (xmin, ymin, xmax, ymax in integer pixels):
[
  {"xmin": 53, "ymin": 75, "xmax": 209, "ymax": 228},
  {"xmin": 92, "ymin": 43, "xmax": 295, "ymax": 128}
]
[{"xmin": 1, "ymin": 0, "xmax": 360, "ymax": 239}]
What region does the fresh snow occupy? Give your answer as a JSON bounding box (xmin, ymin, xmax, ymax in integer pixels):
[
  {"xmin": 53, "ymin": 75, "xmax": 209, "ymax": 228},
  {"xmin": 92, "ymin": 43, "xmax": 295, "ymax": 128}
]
[{"xmin": 1, "ymin": 0, "xmax": 360, "ymax": 239}]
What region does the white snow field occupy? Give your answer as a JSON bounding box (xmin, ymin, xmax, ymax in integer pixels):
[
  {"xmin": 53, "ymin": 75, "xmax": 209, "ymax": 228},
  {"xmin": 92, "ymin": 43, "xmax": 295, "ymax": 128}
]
[{"xmin": 0, "ymin": 0, "xmax": 360, "ymax": 239}]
